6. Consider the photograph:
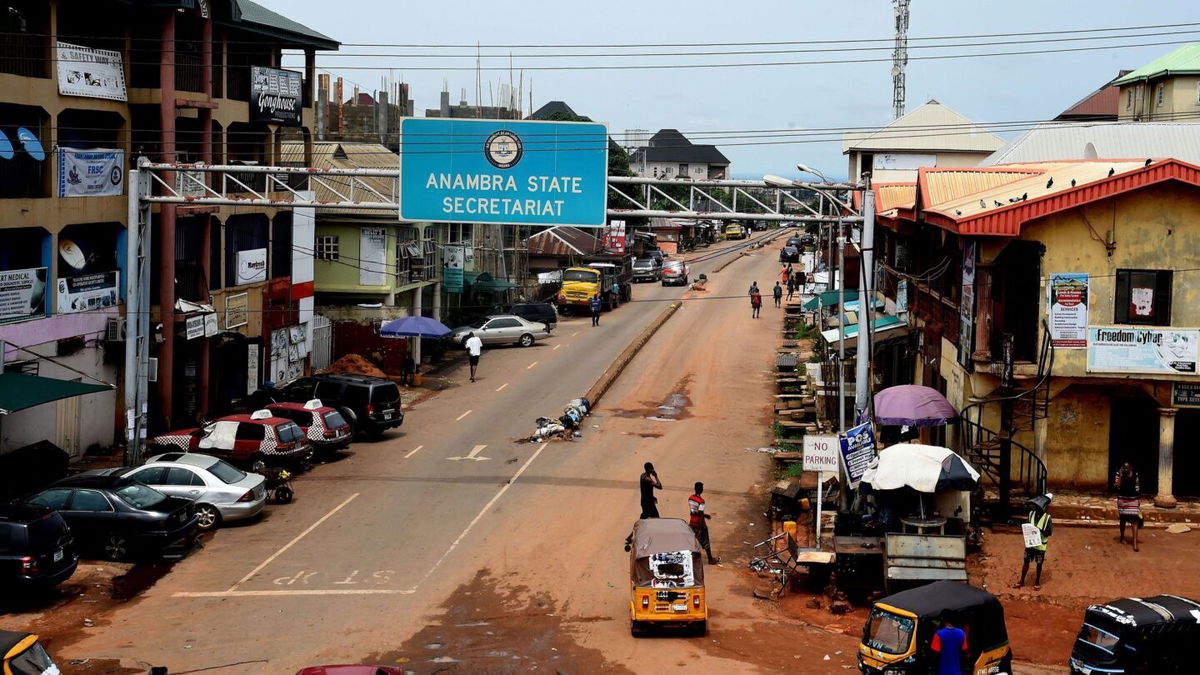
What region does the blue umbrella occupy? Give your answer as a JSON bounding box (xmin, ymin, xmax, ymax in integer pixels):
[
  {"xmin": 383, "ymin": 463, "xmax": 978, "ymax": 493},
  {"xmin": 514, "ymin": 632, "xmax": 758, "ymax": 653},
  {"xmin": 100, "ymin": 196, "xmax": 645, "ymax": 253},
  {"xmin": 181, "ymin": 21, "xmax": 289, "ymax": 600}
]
[{"xmin": 380, "ymin": 316, "xmax": 452, "ymax": 338}]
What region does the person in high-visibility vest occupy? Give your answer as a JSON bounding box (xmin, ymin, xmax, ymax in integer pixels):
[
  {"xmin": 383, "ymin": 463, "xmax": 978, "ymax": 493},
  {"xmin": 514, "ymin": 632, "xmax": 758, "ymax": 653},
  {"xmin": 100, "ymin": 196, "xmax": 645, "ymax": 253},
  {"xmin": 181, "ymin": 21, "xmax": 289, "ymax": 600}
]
[{"xmin": 1015, "ymin": 493, "xmax": 1053, "ymax": 591}]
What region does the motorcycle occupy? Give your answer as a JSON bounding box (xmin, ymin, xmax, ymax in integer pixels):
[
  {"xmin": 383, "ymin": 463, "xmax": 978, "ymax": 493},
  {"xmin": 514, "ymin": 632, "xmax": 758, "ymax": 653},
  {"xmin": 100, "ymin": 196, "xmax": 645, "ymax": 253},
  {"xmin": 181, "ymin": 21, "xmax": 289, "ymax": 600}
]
[{"xmin": 261, "ymin": 467, "xmax": 295, "ymax": 504}]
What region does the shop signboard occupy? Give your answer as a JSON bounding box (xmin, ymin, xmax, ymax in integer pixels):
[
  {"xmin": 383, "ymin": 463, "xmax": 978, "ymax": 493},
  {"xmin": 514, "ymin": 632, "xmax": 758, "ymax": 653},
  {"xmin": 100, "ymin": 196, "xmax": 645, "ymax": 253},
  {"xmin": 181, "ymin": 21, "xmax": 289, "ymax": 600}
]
[
  {"xmin": 443, "ymin": 245, "xmax": 465, "ymax": 293},
  {"xmin": 57, "ymin": 148, "xmax": 124, "ymax": 197},
  {"xmin": 399, "ymin": 118, "xmax": 608, "ymax": 227},
  {"xmin": 604, "ymin": 219, "xmax": 627, "ymax": 253},
  {"xmin": 1172, "ymin": 382, "xmax": 1200, "ymax": 408},
  {"xmin": 0, "ymin": 267, "xmax": 48, "ymax": 323},
  {"xmin": 250, "ymin": 66, "xmax": 302, "ymax": 126},
  {"xmin": 236, "ymin": 248, "xmax": 267, "ymax": 285},
  {"xmin": 1048, "ymin": 273, "xmax": 1088, "ymax": 348},
  {"xmin": 1087, "ymin": 326, "xmax": 1199, "ymax": 374},
  {"xmin": 957, "ymin": 242, "xmax": 976, "ymax": 368},
  {"xmin": 57, "ymin": 42, "xmax": 127, "ymax": 101},
  {"xmin": 839, "ymin": 422, "xmax": 876, "ymax": 489},
  {"xmin": 185, "ymin": 315, "xmax": 205, "ymax": 340},
  {"xmin": 56, "ymin": 271, "xmax": 119, "ymax": 313},
  {"xmin": 204, "ymin": 312, "xmax": 218, "ymax": 337},
  {"xmin": 246, "ymin": 343, "xmax": 260, "ymax": 395},
  {"xmin": 225, "ymin": 292, "xmax": 249, "ymax": 329},
  {"xmin": 359, "ymin": 228, "xmax": 387, "ymax": 286}
]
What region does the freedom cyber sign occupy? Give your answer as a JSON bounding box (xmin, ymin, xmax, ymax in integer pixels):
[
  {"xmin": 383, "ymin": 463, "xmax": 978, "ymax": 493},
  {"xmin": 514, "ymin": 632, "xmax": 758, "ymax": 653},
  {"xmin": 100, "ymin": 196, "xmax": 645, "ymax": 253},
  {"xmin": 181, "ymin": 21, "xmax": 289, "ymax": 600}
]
[{"xmin": 399, "ymin": 118, "xmax": 608, "ymax": 227}]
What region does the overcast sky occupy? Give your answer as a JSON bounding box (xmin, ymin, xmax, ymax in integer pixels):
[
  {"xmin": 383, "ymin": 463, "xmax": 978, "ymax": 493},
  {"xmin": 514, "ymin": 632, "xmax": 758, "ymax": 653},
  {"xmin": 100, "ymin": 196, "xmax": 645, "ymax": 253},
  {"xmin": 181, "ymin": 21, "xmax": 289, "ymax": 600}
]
[{"xmin": 267, "ymin": 0, "xmax": 1199, "ymax": 180}]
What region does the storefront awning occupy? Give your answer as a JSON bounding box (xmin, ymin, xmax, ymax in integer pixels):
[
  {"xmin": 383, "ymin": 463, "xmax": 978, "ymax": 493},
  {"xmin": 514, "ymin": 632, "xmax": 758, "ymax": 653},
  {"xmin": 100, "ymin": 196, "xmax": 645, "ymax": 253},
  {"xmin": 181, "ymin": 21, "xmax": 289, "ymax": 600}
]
[
  {"xmin": 802, "ymin": 289, "xmax": 861, "ymax": 311},
  {"xmin": 463, "ymin": 271, "xmax": 516, "ymax": 292},
  {"xmin": 0, "ymin": 373, "xmax": 113, "ymax": 415},
  {"xmin": 820, "ymin": 315, "xmax": 909, "ymax": 353}
]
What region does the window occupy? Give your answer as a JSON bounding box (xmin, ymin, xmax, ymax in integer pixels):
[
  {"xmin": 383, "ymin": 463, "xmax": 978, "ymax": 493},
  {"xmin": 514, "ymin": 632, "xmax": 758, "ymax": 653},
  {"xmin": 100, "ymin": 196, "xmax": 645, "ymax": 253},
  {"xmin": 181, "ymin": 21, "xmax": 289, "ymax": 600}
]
[
  {"xmin": 113, "ymin": 484, "xmax": 167, "ymax": 509},
  {"xmin": 396, "ymin": 228, "xmax": 419, "ymax": 283},
  {"xmin": 678, "ymin": 164, "xmax": 689, "ymax": 176},
  {"xmin": 130, "ymin": 467, "xmax": 167, "ymax": 485},
  {"xmin": 422, "ymin": 238, "xmax": 437, "ymax": 281},
  {"xmin": 71, "ymin": 490, "xmax": 113, "ymax": 512},
  {"xmin": 316, "ymin": 235, "xmax": 339, "ymax": 261},
  {"xmin": 487, "ymin": 318, "xmax": 521, "ymax": 329},
  {"xmin": 1157, "ymin": 83, "xmax": 1165, "ymax": 107},
  {"xmin": 1127, "ymin": 89, "xmax": 1134, "ymax": 110},
  {"xmin": 208, "ymin": 460, "xmax": 247, "ymax": 485},
  {"xmin": 165, "ymin": 468, "xmax": 204, "ymax": 487},
  {"xmin": 27, "ymin": 489, "xmax": 72, "ymax": 510},
  {"xmin": 1115, "ymin": 269, "xmax": 1172, "ymax": 325},
  {"xmin": 234, "ymin": 423, "xmax": 266, "ymax": 442}
]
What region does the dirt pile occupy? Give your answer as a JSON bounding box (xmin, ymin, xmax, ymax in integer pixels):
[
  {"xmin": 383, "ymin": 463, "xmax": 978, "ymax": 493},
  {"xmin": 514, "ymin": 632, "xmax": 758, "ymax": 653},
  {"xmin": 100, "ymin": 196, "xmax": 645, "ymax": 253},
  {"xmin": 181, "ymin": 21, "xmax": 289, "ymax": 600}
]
[{"xmin": 319, "ymin": 353, "xmax": 387, "ymax": 379}]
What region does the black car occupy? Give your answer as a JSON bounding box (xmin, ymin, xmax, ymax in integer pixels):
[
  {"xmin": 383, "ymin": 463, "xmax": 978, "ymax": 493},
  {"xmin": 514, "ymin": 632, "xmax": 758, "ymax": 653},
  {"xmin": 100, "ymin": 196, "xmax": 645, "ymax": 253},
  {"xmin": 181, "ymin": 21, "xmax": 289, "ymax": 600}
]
[
  {"xmin": 0, "ymin": 504, "xmax": 78, "ymax": 592},
  {"xmin": 780, "ymin": 245, "xmax": 800, "ymax": 263},
  {"xmin": 786, "ymin": 236, "xmax": 804, "ymax": 249},
  {"xmin": 276, "ymin": 374, "xmax": 404, "ymax": 438},
  {"xmin": 23, "ymin": 476, "xmax": 198, "ymax": 561},
  {"xmin": 507, "ymin": 302, "xmax": 558, "ymax": 330}
]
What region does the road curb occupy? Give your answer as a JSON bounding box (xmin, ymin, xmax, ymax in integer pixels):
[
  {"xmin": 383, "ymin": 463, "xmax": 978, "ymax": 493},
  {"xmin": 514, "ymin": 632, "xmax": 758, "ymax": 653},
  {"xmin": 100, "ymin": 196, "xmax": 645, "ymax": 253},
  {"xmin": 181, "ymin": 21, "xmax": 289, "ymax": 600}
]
[{"xmin": 585, "ymin": 301, "xmax": 683, "ymax": 406}]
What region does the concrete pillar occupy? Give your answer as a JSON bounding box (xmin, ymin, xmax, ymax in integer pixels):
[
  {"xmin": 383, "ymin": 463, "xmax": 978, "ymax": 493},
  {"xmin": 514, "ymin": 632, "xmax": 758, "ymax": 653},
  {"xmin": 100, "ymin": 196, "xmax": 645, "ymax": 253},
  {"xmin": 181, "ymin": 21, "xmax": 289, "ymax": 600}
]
[
  {"xmin": 1033, "ymin": 414, "xmax": 1049, "ymax": 464},
  {"xmin": 431, "ymin": 281, "xmax": 442, "ymax": 321},
  {"xmin": 1155, "ymin": 407, "xmax": 1178, "ymax": 508},
  {"xmin": 412, "ymin": 287, "xmax": 423, "ymax": 365},
  {"xmin": 157, "ymin": 13, "xmax": 178, "ymax": 428}
]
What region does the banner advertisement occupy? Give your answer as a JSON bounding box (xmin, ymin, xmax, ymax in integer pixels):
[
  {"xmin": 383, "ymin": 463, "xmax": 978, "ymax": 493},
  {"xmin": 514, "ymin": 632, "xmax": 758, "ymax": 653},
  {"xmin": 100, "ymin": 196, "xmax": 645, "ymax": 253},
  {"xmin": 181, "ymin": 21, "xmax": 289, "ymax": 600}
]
[
  {"xmin": 225, "ymin": 292, "xmax": 249, "ymax": 329},
  {"xmin": 0, "ymin": 267, "xmax": 48, "ymax": 323},
  {"xmin": 1087, "ymin": 326, "xmax": 1199, "ymax": 374},
  {"xmin": 58, "ymin": 148, "xmax": 124, "ymax": 197},
  {"xmin": 204, "ymin": 312, "xmax": 218, "ymax": 337},
  {"xmin": 1172, "ymin": 382, "xmax": 1200, "ymax": 408},
  {"xmin": 56, "ymin": 271, "xmax": 119, "ymax": 314},
  {"xmin": 57, "ymin": 42, "xmax": 127, "ymax": 101},
  {"xmin": 957, "ymin": 241, "xmax": 976, "ymax": 368},
  {"xmin": 250, "ymin": 66, "xmax": 303, "ymax": 126},
  {"xmin": 443, "ymin": 245, "xmax": 465, "ymax": 293},
  {"xmin": 359, "ymin": 228, "xmax": 387, "ymax": 286},
  {"xmin": 1048, "ymin": 273, "xmax": 1088, "ymax": 348},
  {"xmin": 839, "ymin": 422, "xmax": 876, "ymax": 489},
  {"xmin": 604, "ymin": 219, "xmax": 627, "ymax": 253},
  {"xmin": 236, "ymin": 248, "xmax": 267, "ymax": 285},
  {"xmin": 185, "ymin": 315, "xmax": 205, "ymax": 340}
]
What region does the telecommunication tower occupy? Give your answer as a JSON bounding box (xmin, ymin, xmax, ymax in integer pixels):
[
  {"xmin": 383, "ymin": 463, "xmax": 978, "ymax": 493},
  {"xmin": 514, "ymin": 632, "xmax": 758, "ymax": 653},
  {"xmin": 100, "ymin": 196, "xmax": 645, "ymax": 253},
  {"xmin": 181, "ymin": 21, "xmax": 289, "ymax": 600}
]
[{"xmin": 892, "ymin": 0, "xmax": 910, "ymax": 119}]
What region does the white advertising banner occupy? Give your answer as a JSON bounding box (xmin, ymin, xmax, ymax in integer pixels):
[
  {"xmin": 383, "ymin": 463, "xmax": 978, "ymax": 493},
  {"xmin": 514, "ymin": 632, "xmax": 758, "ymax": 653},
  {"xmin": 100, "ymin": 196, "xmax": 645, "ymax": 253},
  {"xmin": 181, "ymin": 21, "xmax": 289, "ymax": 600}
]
[
  {"xmin": 58, "ymin": 148, "xmax": 124, "ymax": 197},
  {"xmin": 57, "ymin": 42, "xmax": 127, "ymax": 101},
  {"xmin": 1048, "ymin": 273, "xmax": 1088, "ymax": 349},
  {"xmin": 236, "ymin": 248, "xmax": 268, "ymax": 285},
  {"xmin": 1087, "ymin": 326, "xmax": 1199, "ymax": 374},
  {"xmin": 56, "ymin": 271, "xmax": 119, "ymax": 313},
  {"xmin": 224, "ymin": 292, "xmax": 249, "ymax": 329},
  {"xmin": 185, "ymin": 315, "xmax": 205, "ymax": 340},
  {"xmin": 0, "ymin": 267, "xmax": 48, "ymax": 322},
  {"xmin": 359, "ymin": 227, "xmax": 388, "ymax": 286}
]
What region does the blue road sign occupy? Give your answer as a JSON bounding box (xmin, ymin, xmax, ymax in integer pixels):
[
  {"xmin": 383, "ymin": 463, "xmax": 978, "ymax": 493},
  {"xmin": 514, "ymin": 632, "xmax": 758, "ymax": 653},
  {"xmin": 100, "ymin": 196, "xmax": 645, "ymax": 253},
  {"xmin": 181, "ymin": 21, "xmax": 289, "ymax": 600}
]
[{"xmin": 399, "ymin": 118, "xmax": 608, "ymax": 227}]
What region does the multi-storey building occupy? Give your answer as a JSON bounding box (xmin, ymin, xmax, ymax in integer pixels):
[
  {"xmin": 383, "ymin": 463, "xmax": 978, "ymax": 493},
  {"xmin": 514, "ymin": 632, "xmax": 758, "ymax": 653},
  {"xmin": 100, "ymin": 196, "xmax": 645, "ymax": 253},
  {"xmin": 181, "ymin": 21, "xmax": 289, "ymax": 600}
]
[{"xmin": 0, "ymin": 0, "xmax": 337, "ymax": 458}]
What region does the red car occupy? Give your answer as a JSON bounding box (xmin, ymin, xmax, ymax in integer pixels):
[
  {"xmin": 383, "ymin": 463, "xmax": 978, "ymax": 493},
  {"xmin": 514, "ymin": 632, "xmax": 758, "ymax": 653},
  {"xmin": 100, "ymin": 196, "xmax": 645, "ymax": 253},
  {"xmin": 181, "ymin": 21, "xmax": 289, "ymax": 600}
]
[
  {"xmin": 150, "ymin": 410, "xmax": 313, "ymax": 471},
  {"xmin": 266, "ymin": 400, "xmax": 353, "ymax": 455}
]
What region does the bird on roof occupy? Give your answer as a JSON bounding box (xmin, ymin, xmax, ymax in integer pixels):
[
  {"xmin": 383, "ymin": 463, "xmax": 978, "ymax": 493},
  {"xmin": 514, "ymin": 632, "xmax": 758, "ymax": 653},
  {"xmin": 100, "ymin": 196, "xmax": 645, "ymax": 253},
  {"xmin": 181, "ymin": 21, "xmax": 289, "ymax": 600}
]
[
  {"xmin": 1009, "ymin": 196, "xmax": 1020, "ymax": 203},
  {"xmin": 994, "ymin": 200, "xmax": 1004, "ymax": 207},
  {"xmin": 1070, "ymin": 179, "xmax": 1076, "ymax": 187},
  {"xmin": 1108, "ymin": 168, "xmax": 1116, "ymax": 177},
  {"xmin": 1145, "ymin": 158, "xmax": 1153, "ymax": 166},
  {"xmin": 979, "ymin": 199, "xmax": 987, "ymax": 209},
  {"xmin": 1021, "ymin": 193, "xmax": 1028, "ymax": 201},
  {"xmin": 955, "ymin": 210, "xmax": 962, "ymax": 216},
  {"xmin": 1045, "ymin": 177, "xmax": 1053, "ymax": 189}
]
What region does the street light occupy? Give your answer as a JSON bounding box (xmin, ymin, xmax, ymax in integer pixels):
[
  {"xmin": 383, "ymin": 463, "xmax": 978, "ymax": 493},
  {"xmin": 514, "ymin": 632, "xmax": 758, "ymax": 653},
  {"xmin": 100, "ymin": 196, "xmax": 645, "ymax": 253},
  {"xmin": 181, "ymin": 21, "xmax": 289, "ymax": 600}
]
[
  {"xmin": 796, "ymin": 163, "xmax": 829, "ymax": 183},
  {"xmin": 762, "ymin": 174, "xmax": 795, "ymax": 188}
]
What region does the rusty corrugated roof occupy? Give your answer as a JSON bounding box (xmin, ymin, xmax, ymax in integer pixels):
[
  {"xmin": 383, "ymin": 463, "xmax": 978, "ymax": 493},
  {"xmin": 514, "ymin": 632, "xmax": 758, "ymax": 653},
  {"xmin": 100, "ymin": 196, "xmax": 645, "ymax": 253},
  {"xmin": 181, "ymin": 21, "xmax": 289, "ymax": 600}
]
[
  {"xmin": 874, "ymin": 183, "xmax": 917, "ymax": 212},
  {"xmin": 920, "ymin": 167, "xmax": 1045, "ymax": 208},
  {"xmin": 279, "ymin": 142, "xmax": 399, "ymax": 217},
  {"xmin": 526, "ymin": 226, "xmax": 603, "ymax": 256}
]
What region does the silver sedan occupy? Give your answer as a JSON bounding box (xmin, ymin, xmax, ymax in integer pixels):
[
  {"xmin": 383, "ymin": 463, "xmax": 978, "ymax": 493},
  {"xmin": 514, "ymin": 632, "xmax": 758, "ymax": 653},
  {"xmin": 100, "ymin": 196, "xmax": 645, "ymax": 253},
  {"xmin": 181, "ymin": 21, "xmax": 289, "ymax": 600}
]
[
  {"xmin": 450, "ymin": 314, "xmax": 552, "ymax": 347},
  {"xmin": 93, "ymin": 453, "xmax": 267, "ymax": 530}
]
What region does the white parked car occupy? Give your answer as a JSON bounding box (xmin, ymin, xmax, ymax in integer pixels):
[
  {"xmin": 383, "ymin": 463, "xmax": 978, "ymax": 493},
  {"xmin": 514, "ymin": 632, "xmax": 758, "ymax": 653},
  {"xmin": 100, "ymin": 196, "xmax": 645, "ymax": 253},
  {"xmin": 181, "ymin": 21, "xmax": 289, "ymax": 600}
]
[
  {"xmin": 92, "ymin": 453, "xmax": 267, "ymax": 530},
  {"xmin": 450, "ymin": 314, "xmax": 552, "ymax": 347}
]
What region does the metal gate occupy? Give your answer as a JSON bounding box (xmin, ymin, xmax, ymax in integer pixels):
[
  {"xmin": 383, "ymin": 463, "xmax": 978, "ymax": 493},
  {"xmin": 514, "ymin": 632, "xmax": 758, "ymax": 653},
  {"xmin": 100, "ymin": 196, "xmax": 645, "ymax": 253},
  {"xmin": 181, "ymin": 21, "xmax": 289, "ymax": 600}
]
[{"xmin": 310, "ymin": 315, "xmax": 333, "ymax": 371}]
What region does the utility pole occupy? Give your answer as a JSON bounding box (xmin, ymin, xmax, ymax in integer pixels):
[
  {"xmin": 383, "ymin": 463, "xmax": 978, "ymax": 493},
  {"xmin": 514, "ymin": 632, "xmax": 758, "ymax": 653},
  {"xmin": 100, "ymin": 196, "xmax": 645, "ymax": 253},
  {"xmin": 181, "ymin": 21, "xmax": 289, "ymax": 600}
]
[
  {"xmin": 124, "ymin": 163, "xmax": 152, "ymax": 466},
  {"xmin": 854, "ymin": 180, "xmax": 876, "ymax": 420},
  {"xmin": 892, "ymin": 0, "xmax": 911, "ymax": 120},
  {"xmin": 998, "ymin": 334, "xmax": 1015, "ymax": 521}
]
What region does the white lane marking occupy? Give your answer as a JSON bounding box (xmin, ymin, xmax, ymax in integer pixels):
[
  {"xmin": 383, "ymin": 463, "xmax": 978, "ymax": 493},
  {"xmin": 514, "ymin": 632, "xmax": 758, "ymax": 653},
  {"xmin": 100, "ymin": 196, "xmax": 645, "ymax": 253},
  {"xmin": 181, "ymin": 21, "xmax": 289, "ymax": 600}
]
[
  {"xmin": 495, "ymin": 383, "xmax": 509, "ymax": 392},
  {"xmin": 174, "ymin": 589, "xmax": 415, "ymax": 598},
  {"xmin": 417, "ymin": 442, "xmax": 549, "ymax": 588},
  {"xmin": 553, "ymin": 344, "xmax": 561, "ymax": 351},
  {"xmin": 447, "ymin": 444, "xmax": 490, "ymax": 462},
  {"xmin": 571, "ymin": 331, "xmax": 579, "ymax": 337},
  {"xmin": 456, "ymin": 409, "xmax": 473, "ymax": 421},
  {"xmin": 229, "ymin": 493, "xmax": 359, "ymax": 592},
  {"xmin": 527, "ymin": 361, "xmax": 538, "ymax": 370},
  {"xmin": 404, "ymin": 445, "xmax": 424, "ymax": 459}
]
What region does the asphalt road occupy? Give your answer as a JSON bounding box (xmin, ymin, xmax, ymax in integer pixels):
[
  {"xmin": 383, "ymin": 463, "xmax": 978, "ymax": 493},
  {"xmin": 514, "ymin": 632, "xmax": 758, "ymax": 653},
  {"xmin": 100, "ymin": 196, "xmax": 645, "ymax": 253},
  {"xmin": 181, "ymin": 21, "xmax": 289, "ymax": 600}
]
[{"xmin": 65, "ymin": 234, "xmax": 795, "ymax": 673}]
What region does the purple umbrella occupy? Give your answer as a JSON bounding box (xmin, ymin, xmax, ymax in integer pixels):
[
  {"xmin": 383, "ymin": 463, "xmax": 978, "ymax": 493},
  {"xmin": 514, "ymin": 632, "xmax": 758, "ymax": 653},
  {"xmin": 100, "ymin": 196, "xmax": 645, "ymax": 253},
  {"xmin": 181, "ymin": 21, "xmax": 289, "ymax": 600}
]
[{"xmin": 873, "ymin": 385, "xmax": 958, "ymax": 427}]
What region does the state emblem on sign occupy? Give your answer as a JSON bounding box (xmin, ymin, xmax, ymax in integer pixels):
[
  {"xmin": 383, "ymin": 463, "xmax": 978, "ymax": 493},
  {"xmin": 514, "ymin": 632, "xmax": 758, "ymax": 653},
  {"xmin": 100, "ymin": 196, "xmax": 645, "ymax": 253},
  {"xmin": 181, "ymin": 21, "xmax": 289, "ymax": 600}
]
[{"xmin": 484, "ymin": 130, "xmax": 523, "ymax": 169}]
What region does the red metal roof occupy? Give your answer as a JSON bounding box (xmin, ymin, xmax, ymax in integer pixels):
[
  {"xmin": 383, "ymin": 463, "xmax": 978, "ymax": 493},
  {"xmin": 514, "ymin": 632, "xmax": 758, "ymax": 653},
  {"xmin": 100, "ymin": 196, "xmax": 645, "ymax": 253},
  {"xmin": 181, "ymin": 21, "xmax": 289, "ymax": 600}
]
[{"xmin": 525, "ymin": 226, "xmax": 604, "ymax": 256}]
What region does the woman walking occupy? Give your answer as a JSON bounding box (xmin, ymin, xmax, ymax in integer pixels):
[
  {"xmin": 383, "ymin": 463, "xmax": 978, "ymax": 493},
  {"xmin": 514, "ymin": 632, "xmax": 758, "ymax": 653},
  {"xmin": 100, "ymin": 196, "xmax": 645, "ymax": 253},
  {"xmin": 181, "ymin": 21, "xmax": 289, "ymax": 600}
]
[
  {"xmin": 786, "ymin": 275, "xmax": 796, "ymax": 301},
  {"xmin": 1114, "ymin": 462, "xmax": 1141, "ymax": 552},
  {"xmin": 750, "ymin": 289, "xmax": 762, "ymax": 318}
]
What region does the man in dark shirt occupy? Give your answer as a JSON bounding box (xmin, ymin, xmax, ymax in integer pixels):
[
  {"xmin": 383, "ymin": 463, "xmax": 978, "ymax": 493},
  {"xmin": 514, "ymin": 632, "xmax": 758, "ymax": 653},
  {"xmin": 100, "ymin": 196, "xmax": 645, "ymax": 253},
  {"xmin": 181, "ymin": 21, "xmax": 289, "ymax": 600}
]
[
  {"xmin": 590, "ymin": 294, "xmax": 602, "ymax": 327},
  {"xmin": 639, "ymin": 462, "xmax": 662, "ymax": 518}
]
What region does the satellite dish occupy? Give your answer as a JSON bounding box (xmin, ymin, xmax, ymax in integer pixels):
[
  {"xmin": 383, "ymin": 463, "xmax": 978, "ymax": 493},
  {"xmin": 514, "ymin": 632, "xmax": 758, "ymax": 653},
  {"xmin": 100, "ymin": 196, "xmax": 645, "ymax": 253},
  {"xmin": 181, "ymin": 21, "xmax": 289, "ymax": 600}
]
[
  {"xmin": 17, "ymin": 127, "xmax": 45, "ymax": 161},
  {"xmin": 891, "ymin": 66, "xmax": 901, "ymax": 77},
  {"xmin": 0, "ymin": 129, "xmax": 13, "ymax": 160},
  {"xmin": 59, "ymin": 238, "xmax": 88, "ymax": 271}
]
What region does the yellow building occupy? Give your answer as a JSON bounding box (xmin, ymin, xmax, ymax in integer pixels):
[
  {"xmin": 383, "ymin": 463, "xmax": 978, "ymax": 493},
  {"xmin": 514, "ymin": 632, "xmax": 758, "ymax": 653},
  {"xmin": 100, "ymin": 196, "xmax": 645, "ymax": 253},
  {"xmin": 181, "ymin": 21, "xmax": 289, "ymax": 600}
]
[
  {"xmin": 1115, "ymin": 44, "xmax": 1200, "ymax": 123},
  {"xmin": 879, "ymin": 159, "xmax": 1200, "ymax": 508}
]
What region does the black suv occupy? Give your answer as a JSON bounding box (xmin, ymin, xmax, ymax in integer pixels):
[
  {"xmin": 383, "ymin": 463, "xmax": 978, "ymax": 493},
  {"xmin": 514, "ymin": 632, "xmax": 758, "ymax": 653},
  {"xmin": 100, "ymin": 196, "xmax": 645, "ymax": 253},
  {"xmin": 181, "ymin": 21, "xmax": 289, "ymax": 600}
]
[
  {"xmin": 507, "ymin": 302, "xmax": 558, "ymax": 330},
  {"xmin": 277, "ymin": 374, "xmax": 404, "ymax": 438},
  {"xmin": 0, "ymin": 504, "xmax": 78, "ymax": 592}
]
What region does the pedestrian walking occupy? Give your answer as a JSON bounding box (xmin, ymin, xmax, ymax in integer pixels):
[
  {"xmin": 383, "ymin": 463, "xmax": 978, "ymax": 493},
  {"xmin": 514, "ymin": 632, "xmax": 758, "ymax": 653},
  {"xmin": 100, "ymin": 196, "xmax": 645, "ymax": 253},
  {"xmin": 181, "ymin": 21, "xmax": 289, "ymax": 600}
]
[
  {"xmin": 750, "ymin": 289, "xmax": 762, "ymax": 318},
  {"xmin": 640, "ymin": 462, "xmax": 662, "ymax": 518},
  {"xmin": 772, "ymin": 282, "xmax": 783, "ymax": 308},
  {"xmin": 590, "ymin": 294, "xmax": 602, "ymax": 327},
  {"xmin": 1114, "ymin": 462, "xmax": 1142, "ymax": 552},
  {"xmin": 931, "ymin": 612, "xmax": 968, "ymax": 675},
  {"xmin": 780, "ymin": 267, "xmax": 789, "ymax": 285},
  {"xmin": 786, "ymin": 275, "xmax": 796, "ymax": 301},
  {"xmin": 611, "ymin": 280, "xmax": 621, "ymax": 307},
  {"xmin": 786, "ymin": 263, "xmax": 794, "ymax": 279},
  {"xmin": 747, "ymin": 281, "xmax": 759, "ymax": 297},
  {"xmin": 464, "ymin": 332, "xmax": 483, "ymax": 383},
  {"xmin": 689, "ymin": 482, "xmax": 720, "ymax": 564},
  {"xmin": 400, "ymin": 353, "xmax": 416, "ymax": 386},
  {"xmin": 1015, "ymin": 493, "xmax": 1053, "ymax": 590}
]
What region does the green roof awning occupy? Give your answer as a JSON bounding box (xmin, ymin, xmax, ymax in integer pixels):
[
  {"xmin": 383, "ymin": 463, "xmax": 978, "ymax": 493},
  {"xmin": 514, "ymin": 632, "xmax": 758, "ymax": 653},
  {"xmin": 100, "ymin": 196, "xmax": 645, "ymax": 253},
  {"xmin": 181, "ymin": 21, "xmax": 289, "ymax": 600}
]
[
  {"xmin": 1113, "ymin": 44, "xmax": 1200, "ymax": 86},
  {"xmin": 0, "ymin": 373, "xmax": 113, "ymax": 416},
  {"xmin": 802, "ymin": 289, "xmax": 861, "ymax": 311},
  {"xmin": 464, "ymin": 271, "xmax": 516, "ymax": 292}
]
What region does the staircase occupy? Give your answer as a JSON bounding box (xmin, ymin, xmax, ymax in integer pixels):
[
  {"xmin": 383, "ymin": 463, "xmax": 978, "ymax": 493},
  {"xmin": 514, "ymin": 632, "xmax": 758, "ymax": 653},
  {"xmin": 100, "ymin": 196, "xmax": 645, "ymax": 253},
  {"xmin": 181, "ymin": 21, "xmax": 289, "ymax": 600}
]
[{"xmin": 958, "ymin": 323, "xmax": 1054, "ymax": 501}]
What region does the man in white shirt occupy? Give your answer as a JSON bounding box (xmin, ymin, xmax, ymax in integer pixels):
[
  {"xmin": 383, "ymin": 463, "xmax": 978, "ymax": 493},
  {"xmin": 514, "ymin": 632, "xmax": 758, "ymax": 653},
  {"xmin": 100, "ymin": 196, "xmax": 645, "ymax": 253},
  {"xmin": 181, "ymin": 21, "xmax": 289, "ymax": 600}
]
[{"xmin": 464, "ymin": 332, "xmax": 483, "ymax": 382}]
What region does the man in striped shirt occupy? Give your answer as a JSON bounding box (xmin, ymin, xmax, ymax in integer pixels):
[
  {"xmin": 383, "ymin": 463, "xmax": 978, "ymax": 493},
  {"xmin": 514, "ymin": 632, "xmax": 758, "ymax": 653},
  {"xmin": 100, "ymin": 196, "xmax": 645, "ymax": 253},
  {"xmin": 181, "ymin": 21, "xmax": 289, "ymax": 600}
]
[{"xmin": 689, "ymin": 482, "xmax": 720, "ymax": 565}]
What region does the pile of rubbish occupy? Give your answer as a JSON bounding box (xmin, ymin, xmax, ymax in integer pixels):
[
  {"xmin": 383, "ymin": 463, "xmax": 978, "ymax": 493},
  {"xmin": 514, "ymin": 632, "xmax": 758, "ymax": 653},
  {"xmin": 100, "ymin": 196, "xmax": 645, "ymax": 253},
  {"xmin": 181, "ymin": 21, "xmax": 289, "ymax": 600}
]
[
  {"xmin": 529, "ymin": 397, "xmax": 591, "ymax": 442},
  {"xmin": 319, "ymin": 353, "xmax": 387, "ymax": 379}
]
